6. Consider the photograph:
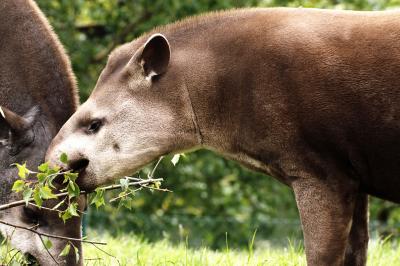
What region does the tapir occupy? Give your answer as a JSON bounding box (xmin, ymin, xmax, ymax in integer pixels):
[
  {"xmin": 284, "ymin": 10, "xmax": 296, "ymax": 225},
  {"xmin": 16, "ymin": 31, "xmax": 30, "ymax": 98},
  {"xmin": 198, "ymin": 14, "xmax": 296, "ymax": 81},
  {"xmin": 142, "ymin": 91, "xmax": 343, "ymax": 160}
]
[
  {"xmin": 46, "ymin": 8, "xmax": 400, "ymax": 266},
  {"xmin": 0, "ymin": 0, "xmax": 83, "ymax": 265}
]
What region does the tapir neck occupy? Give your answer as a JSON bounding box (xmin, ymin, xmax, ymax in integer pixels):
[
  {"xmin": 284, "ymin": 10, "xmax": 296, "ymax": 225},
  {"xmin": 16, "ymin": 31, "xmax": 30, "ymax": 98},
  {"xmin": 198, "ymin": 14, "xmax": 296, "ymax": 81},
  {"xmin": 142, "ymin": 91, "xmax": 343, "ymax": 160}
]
[
  {"xmin": 183, "ymin": 59, "xmax": 281, "ymax": 177},
  {"xmin": 172, "ymin": 23, "xmax": 288, "ymax": 177}
]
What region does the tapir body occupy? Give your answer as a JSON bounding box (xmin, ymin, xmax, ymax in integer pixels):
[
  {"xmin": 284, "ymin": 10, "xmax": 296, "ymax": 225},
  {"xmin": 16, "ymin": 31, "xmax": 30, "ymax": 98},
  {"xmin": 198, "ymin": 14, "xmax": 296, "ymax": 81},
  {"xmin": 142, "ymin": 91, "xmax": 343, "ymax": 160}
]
[
  {"xmin": 0, "ymin": 0, "xmax": 82, "ymax": 265},
  {"xmin": 47, "ymin": 8, "xmax": 400, "ymax": 266}
]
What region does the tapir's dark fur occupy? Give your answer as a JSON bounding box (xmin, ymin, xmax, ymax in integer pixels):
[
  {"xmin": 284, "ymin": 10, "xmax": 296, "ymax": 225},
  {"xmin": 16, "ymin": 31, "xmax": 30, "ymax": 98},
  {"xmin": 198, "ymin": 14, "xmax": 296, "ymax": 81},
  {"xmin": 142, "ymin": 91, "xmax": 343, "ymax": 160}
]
[
  {"xmin": 0, "ymin": 1, "xmax": 81, "ymax": 265},
  {"xmin": 47, "ymin": 8, "xmax": 400, "ymax": 266}
]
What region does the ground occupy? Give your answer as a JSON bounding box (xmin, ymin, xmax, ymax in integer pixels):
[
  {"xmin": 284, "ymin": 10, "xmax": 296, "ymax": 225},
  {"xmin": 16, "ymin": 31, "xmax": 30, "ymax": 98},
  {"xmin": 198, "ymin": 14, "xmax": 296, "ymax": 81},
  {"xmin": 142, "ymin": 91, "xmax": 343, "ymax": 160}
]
[
  {"xmin": 2, "ymin": 232, "xmax": 399, "ymax": 265},
  {"xmin": 82, "ymin": 233, "xmax": 398, "ymax": 266}
]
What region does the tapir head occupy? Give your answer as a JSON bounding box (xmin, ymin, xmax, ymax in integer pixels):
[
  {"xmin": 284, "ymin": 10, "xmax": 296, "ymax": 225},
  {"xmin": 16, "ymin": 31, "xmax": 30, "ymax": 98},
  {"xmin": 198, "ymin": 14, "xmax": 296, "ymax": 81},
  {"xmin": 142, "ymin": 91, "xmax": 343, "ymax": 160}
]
[
  {"xmin": 0, "ymin": 106, "xmax": 83, "ymax": 265},
  {"xmin": 46, "ymin": 34, "xmax": 198, "ymax": 190}
]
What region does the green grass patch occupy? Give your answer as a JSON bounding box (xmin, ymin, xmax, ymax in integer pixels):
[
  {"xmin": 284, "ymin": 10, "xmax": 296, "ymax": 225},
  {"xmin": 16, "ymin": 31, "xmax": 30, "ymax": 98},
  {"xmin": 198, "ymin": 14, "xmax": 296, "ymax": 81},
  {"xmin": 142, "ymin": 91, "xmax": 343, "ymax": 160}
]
[
  {"xmin": 2, "ymin": 233, "xmax": 400, "ymax": 265},
  {"xmin": 82, "ymin": 233, "xmax": 400, "ymax": 266},
  {"xmin": 84, "ymin": 232, "xmax": 306, "ymax": 266}
]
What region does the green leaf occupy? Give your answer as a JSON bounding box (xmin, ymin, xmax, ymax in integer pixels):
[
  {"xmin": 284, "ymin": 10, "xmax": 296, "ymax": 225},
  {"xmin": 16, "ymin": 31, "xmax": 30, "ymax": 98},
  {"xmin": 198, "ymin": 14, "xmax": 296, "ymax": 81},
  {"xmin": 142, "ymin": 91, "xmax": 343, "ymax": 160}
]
[
  {"xmin": 73, "ymin": 246, "xmax": 79, "ymax": 263},
  {"xmin": 48, "ymin": 166, "xmax": 60, "ymax": 175},
  {"xmin": 12, "ymin": 180, "xmax": 25, "ymax": 192},
  {"xmin": 15, "ymin": 163, "xmax": 29, "ymax": 179},
  {"xmin": 60, "ymin": 202, "xmax": 79, "ymax": 222},
  {"xmin": 154, "ymin": 181, "xmax": 161, "ymax": 189},
  {"xmin": 68, "ymin": 202, "xmax": 79, "ymax": 217},
  {"xmin": 39, "ymin": 186, "xmax": 56, "ymax": 199},
  {"xmin": 171, "ymin": 154, "xmax": 181, "ymax": 166},
  {"xmin": 118, "ymin": 197, "xmax": 132, "ymax": 210},
  {"xmin": 59, "ymin": 243, "xmax": 71, "ymax": 257},
  {"xmin": 43, "ymin": 237, "xmax": 53, "ymax": 250},
  {"xmin": 64, "ymin": 172, "xmax": 79, "ymax": 182},
  {"xmin": 67, "ymin": 180, "xmax": 80, "ymax": 198},
  {"xmin": 61, "ymin": 210, "xmax": 72, "ymax": 223},
  {"xmin": 60, "ymin": 153, "xmax": 68, "ymax": 164},
  {"xmin": 38, "ymin": 162, "xmax": 49, "ymax": 173},
  {"xmin": 37, "ymin": 173, "xmax": 47, "ymax": 183},
  {"xmin": 23, "ymin": 188, "xmax": 33, "ymax": 205},
  {"xmin": 33, "ymin": 188, "xmax": 43, "ymax": 206},
  {"xmin": 119, "ymin": 178, "xmax": 129, "ymax": 191},
  {"xmin": 90, "ymin": 188, "xmax": 105, "ymax": 209},
  {"xmin": 47, "ymin": 174, "xmax": 57, "ymax": 189}
]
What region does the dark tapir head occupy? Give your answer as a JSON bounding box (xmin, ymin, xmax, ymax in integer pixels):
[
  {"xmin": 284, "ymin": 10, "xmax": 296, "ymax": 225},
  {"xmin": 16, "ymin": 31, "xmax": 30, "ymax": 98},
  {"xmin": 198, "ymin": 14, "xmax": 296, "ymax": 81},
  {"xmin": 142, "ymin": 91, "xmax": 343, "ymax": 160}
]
[
  {"xmin": 0, "ymin": 106, "xmax": 83, "ymax": 265},
  {"xmin": 46, "ymin": 34, "xmax": 199, "ymax": 190},
  {"xmin": 0, "ymin": 106, "xmax": 40, "ymax": 158}
]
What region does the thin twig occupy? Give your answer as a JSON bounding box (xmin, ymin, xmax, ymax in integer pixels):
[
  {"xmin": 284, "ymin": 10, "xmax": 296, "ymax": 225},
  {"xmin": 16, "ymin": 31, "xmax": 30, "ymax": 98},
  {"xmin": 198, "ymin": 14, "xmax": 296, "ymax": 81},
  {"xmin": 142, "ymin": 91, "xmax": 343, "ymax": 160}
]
[
  {"xmin": 109, "ymin": 187, "xmax": 143, "ymax": 203},
  {"xmin": 0, "ymin": 178, "xmax": 163, "ymax": 211},
  {"xmin": 38, "ymin": 234, "xmax": 59, "ymax": 265},
  {"xmin": 28, "ymin": 203, "xmax": 63, "ymax": 214},
  {"xmin": 0, "ymin": 220, "xmax": 106, "ymax": 245},
  {"xmin": 90, "ymin": 243, "xmax": 121, "ymax": 266},
  {"xmin": 28, "ymin": 223, "xmax": 40, "ymax": 230},
  {"xmin": 149, "ymin": 156, "xmax": 164, "ymax": 178},
  {"xmin": 27, "ymin": 202, "xmax": 86, "ymax": 215},
  {"xmin": 141, "ymin": 184, "xmax": 173, "ymax": 193},
  {"xmin": 124, "ymin": 176, "xmax": 142, "ymax": 181}
]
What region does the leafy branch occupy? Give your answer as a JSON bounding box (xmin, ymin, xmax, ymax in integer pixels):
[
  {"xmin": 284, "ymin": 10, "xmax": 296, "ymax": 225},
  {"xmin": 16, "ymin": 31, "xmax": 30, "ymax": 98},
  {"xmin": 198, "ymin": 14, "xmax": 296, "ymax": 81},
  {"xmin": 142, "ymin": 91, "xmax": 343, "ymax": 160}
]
[
  {"xmin": 0, "ymin": 177, "xmax": 167, "ymax": 212},
  {"xmin": 0, "ymin": 153, "xmax": 181, "ymax": 264}
]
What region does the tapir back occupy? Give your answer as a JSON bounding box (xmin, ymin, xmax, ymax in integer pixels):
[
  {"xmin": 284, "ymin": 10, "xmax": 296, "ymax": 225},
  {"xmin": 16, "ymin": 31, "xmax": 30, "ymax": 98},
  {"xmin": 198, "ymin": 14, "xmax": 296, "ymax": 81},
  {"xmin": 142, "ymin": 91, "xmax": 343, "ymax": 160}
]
[{"xmin": 0, "ymin": 0, "xmax": 78, "ymax": 133}]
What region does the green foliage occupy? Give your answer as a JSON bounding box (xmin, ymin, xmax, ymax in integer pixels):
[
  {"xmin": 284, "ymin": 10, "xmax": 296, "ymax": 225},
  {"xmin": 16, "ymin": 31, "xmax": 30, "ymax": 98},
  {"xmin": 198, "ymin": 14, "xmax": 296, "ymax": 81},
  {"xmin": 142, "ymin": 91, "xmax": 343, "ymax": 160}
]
[
  {"xmin": 9, "ymin": 154, "xmax": 165, "ymax": 263},
  {"xmin": 88, "ymin": 151, "xmax": 300, "ymax": 249},
  {"xmin": 10, "ymin": 155, "xmax": 83, "ymax": 261},
  {"xmin": 91, "ymin": 188, "xmax": 106, "ymax": 209},
  {"xmin": 11, "ymin": 157, "xmax": 79, "ymax": 215},
  {"xmin": 60, "ymin": 152, "xmax": 69, "ymax": 164},
  {"xmin": 43, "ymin": 237, "xmax": 53, "ymax": 250},
  {"xmin": 171, "ymin": 154, "xmax": 182, "ymax": 166},
  {"xmin": 59, "ymin": 243, "xmax": 71, "ymax": 257}
]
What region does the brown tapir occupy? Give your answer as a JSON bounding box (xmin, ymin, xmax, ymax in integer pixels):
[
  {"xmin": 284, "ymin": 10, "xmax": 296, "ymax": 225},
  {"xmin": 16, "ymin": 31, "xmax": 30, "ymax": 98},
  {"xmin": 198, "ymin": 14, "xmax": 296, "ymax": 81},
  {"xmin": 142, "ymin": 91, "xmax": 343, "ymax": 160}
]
[
  {"xmin": 46, "ymin": 8, "xmax": 400, "ymax": 266},
  {"xmin": 0, "ymin": 0, "xmax": 83, "ymax": 265}
]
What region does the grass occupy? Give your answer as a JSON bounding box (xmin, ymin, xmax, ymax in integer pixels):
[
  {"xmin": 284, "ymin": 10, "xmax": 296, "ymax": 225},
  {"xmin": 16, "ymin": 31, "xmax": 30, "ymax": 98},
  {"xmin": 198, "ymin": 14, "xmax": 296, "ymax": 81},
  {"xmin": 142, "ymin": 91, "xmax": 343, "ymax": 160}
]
[
  {"xmin": 81, "ymin": 233, "xmax": 400, "ymax": 266},
  {"xmin": 83, "ymin": 232, "xmax": 306, "ymax": 266},
  {"xmin": 2, "ymin": 232, "xmax": 400, "ymax": 265}
]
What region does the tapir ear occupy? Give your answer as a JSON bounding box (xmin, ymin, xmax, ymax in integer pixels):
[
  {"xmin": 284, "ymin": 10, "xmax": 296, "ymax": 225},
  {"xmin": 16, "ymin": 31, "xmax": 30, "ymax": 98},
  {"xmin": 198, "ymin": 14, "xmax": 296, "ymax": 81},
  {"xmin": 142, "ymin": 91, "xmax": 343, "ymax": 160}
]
[
  {"xmin": 0, "ymin": 106, "xmax": 40, "ymax": 135},
  {"xmin": 129, "ymin": 34, "xmax": 170, "ymax": 80}
]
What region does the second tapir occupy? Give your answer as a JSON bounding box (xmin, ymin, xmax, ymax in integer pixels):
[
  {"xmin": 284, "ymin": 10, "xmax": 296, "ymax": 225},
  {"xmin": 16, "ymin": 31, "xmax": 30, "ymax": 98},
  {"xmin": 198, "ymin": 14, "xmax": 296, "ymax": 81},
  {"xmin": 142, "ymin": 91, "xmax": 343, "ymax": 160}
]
[{"xmin": 47, "ymin": 8, "xmax": 400, "ymax": 266}]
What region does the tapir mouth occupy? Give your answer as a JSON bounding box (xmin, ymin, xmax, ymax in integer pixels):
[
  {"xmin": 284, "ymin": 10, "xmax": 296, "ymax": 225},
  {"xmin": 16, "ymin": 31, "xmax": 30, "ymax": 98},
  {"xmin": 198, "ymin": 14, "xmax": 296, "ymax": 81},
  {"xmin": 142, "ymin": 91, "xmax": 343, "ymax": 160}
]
[{"xmin": 75, "ymin": 169, "xmax": 98, "ymax": 193}]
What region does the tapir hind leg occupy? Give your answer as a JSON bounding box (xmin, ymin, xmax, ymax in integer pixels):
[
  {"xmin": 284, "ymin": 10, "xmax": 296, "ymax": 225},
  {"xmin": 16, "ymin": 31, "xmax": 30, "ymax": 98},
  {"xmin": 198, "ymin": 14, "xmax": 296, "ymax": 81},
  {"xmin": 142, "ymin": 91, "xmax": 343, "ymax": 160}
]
[
  {"xmin": 344, "ymin": 193, "xmax": 369, "ymax": 266},
  {"xmin": 292, "ymin": 176, "xmax": 358, "ymax": 266}
]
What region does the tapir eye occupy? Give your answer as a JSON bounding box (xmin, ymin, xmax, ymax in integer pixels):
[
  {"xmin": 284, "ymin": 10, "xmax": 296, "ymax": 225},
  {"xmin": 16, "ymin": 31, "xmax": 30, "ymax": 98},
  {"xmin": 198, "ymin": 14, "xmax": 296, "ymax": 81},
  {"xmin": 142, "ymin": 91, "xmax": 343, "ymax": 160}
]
[
  {"xmin": 22, "ymin": 206, "xmax": 40, "ymax": 225},
  {"xmin": 87, "ymin": 120, "xmax": 102, "ymax": 134}
]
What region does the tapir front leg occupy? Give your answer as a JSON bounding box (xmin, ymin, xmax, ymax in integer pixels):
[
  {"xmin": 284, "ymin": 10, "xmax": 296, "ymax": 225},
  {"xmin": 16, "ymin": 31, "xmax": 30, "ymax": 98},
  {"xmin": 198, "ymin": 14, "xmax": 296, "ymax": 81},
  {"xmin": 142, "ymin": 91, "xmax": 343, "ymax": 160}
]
[
  {"xmin": 292, "ymin": 175, "xmax": 358, "ymax": 266},
  {"xmin": 344, "ymin": 193, "xmax": 369, "ymax": 266}
]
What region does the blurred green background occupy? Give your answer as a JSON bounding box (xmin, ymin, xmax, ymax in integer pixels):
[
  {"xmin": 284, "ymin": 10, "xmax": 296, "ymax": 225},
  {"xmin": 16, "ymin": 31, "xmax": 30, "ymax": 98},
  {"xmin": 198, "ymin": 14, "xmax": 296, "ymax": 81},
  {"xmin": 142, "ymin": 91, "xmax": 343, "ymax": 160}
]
[{"xmin": 36, "ymin": 0, "xmax": 400, "ymax": 250}]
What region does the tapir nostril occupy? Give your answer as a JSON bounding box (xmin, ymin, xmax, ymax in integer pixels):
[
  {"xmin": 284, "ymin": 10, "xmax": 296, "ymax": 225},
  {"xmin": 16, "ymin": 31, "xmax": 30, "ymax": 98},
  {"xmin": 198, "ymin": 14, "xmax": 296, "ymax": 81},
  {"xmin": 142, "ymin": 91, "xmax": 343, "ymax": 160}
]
[{"xmin": 69, "ymin": 158, "xmax": 89, "ymax": 173}]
